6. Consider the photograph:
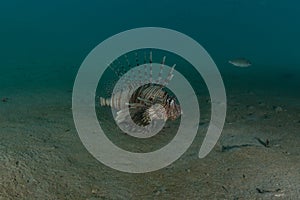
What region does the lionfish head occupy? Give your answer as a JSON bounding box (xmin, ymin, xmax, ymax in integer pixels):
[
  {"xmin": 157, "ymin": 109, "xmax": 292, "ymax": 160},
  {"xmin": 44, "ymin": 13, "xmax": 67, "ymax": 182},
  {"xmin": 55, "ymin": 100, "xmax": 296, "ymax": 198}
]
[{"xmin": 166, "ymin": 97, "xmax": 181, "ymax": 120}]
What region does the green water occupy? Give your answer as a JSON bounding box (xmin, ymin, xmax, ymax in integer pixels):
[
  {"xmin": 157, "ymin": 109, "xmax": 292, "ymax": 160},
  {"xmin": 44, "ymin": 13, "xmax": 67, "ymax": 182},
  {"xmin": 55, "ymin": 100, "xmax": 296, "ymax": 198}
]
[{"xmin": 1, "ymin": 1, "xmax": 299, "ymax": 94}]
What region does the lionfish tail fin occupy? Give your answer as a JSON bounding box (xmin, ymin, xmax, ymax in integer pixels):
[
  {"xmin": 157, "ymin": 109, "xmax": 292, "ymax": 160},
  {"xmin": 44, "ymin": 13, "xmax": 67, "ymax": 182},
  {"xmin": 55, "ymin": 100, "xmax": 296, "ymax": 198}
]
[{"xmin": 100, "ymin": 97, "xmax": 111, "ymax": 107}]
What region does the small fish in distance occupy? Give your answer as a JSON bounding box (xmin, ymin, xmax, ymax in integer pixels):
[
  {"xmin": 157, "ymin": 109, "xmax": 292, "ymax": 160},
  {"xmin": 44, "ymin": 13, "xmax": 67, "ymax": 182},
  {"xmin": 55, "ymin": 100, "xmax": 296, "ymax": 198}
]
[{"xmin": 228, "ymin": 58, "xmax": 252, "ymax": 67}]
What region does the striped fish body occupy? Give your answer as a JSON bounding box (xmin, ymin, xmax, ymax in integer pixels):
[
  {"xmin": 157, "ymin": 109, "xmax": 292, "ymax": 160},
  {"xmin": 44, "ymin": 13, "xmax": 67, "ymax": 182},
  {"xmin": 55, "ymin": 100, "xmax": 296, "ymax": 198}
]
[
  {"xmin": 100, "ymin": 83, "xmax": 165, "ymax": 109},
  {"xmin": 99, "ymin": 51, "xmax": 181, "ymax": 126},
  {"xmin": 100, "ymin": 83, "xmax": 181, "ymax": 126}
]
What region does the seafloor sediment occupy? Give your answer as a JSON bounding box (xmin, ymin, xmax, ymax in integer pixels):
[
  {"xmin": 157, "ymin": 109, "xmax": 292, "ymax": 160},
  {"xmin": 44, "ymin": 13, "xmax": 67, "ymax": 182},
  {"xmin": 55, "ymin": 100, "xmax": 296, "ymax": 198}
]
[{"xmin": 0, "ymin": 82, "xmax": 299, "ymax": 199}]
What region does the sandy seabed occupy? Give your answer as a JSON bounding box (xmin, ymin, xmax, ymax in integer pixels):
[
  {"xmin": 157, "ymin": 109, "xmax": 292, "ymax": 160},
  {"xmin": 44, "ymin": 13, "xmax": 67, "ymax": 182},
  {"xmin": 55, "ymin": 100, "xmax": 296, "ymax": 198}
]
[{"xmin": 0, "ymin": 79, "xmax": 299, "ymax": 200}]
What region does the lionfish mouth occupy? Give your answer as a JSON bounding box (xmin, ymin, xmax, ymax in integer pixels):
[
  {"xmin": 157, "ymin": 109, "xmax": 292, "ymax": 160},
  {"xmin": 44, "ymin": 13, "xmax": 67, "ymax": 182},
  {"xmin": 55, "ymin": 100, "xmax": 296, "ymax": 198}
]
[{"xmin": 99, "ymin": 50, "xmax": 181, "ymax": 129}]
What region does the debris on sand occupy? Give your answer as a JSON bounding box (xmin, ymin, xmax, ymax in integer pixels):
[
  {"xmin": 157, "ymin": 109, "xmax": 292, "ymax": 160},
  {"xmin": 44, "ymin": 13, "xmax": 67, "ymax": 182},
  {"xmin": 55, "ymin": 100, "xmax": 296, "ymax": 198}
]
[
  {"xmin": 1, "ymin": 97, "xmax": 8, "ymax": 102},
  {"xmin": 256, "ymin": 187, "xmax": 281, "ymax": 194},
  {"xmin": 255, "ymin": 137, "xmax": 270, "ymax": 148},
  {"xmin": 229, "ymin": 58, "xmax": 252, "ymax": 67},
  {"xmin": 221, "ymin": 144, "xmax": 254, "ymax": 152},
  {"xmin": 273, "ymin": 106, "xmax": 283, "ymax": 113}
]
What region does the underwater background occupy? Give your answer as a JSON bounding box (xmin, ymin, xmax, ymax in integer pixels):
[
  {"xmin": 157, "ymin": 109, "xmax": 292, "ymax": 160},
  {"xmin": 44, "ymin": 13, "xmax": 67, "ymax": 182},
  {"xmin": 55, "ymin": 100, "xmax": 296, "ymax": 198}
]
[
  {"xmin": 1, "ymin": 0, "xmax": 300, "ymax": 92},
  {"xmin": 0, "ymin": 0, "xmax": 299, "ymax": 199}
]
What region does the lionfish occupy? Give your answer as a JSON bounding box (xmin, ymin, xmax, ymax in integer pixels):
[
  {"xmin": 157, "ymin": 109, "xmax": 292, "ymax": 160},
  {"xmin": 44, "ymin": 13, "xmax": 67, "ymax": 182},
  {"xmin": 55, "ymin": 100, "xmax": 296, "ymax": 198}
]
[{"xmin": 99, "ymin": 51, "xmax": 181, "ymax": 132}]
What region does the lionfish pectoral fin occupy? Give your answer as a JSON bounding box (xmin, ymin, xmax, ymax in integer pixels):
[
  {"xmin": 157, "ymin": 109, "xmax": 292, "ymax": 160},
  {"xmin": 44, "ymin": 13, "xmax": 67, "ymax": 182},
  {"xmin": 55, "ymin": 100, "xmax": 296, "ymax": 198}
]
[
  {"xmin": 115, "ymin": 108, "xmax": 135, "ymax": 124},
  {"xmin": 140, "ymin": 109, "xmax": 151, "ymax": 125},
  {"xmin": 126, "ymin": 106, "xmax": 150, "ymax": 126},
  {"xmin": 115, "ymin": 106, "xmax": 149, "ymax": 125}
]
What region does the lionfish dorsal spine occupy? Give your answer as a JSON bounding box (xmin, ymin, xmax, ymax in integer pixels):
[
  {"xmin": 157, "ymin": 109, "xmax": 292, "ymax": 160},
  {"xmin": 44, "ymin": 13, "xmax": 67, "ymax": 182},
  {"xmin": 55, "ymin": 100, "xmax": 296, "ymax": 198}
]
[
  {"xmin": 157, "ymin": 56, "xmax": 166, "ymax": 85},
  {"xmin": 162, "ymin": 64, "xmax": 176, "ymax": 86},
  {"xmin": 149, "ymin": 51, "xmax": 153, "ymax": 83},
  {"xmin": 143, "ymin": 52, "xmax": 148, "ymax": 80},
  {"xmin": 108, "ymin": 60, "xmax": 120, "ymax": 78},
  {"xmin": 100, "ymin": 51, "xmax": 177, "ymax": 111}
]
